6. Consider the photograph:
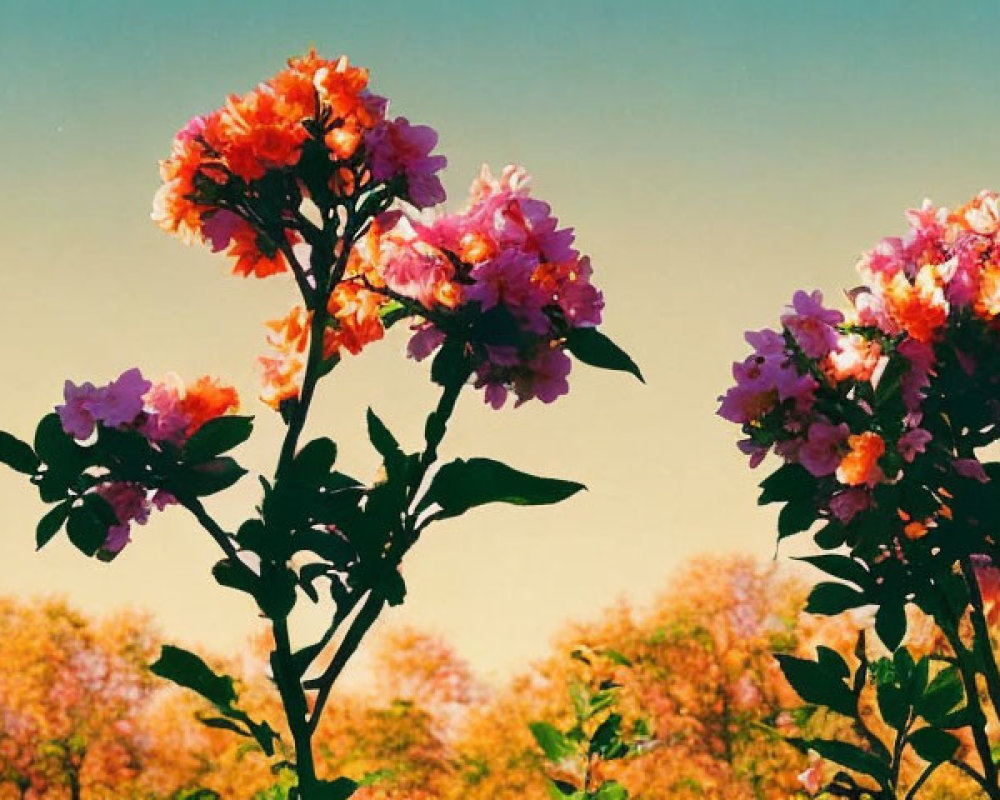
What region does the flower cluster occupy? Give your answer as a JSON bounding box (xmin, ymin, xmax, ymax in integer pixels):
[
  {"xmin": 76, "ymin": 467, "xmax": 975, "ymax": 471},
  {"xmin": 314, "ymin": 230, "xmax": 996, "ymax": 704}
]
[
  {"xmin": 386, "ymin": 164, "xmax": 605, "ymax": 407},
  {"xmin": 56, "ymin": 369, "xmax": 239, "ymax": 557},
  {"xmin": 152, "ymin": 50, "xmax": 446, "ymax": 277},
  {"xmin": 257, "ymin": 165, "xmax": 606, "ymax": 410},
  {"xmin": 719, "ymin": 190, "xmax": 1000, "ymax": 544}
]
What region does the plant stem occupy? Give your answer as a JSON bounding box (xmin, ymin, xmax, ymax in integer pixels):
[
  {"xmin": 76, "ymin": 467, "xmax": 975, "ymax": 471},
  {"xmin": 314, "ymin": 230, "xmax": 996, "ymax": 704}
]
[
  {"xmin": 306, "ymin": 589, "xmax": 386, "ymax": 733},
  {"xmin": 933, "ymin": 580, "xmax": 1000, "ymax": 798},
  {"xmin": 271, "ymin": 617, "xmax": 319, "ymax": 796}
]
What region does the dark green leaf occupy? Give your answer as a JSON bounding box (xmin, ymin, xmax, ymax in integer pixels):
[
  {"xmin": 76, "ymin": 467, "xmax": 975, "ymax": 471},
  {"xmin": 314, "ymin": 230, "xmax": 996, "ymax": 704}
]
[
  {"xmin": 420, "ymin": 458, "xmax": 584, "ymax": 520},
  {"xmin": 292, "ymin": 437, "xmax": 338, "ymax": 481},
  {"xmin": 367, "ymin": 408, "xmax": 401, "ymax": 461},
  {"xmin": 36, "ymin": 501, "xmax": 70, "ymax": 549},
  {"xmin": 529, "ymin": 721, "xmax": 576, "ymax": 762},
  {"xmin": 183, "ymin": 416, "xmax": 254, "ymax": 462},
  {"xmin": 197, "ymin": 715, "xmax": 250, "ymax": 736},
  {"xmin": 877, "ymin": 683, "xmax": 909, "ymax": 729},
  {"xmin": 775, "ymin": 655, "xmax": 856, "ymax": 717},
  {"xmin": 430, "ymin": 336, "xmax": 473, "ymax": 387},
  {"xmin": 589, "ymin": 713, "xmax": 627, "ymax": 759},
  {"xmin": 908, "ymin": 727, "xmax": 960, "ymax": 763},
  {"xmin": 805, "ymin": 582, "xmax": 868, "ymax": 616},
  {"xmin": 875, "ymin": 601, "xmax": 907, "ymax": 651},
  {"xmin": 0, "ymin": 430, "xmax": 38, "ymax": 474},
  {"xmin": 816, "ymin": 646, "xmax": 851, "ymax": 681},
  {"xmin": 758, "ymin": 463, "xmax": 816, "ymax": 505},
  {"xmin": 379, "ymin": 569, "xmax": 407, "ymax": 607},
  {"xmin": 564, "ymin": 327, "xmax": 643, "ymax": 382},
  {"xmin": 186, "ymin": 457, "xmax": 247, "ymax": 496},
  {"xmin": 66, "ymin": 494, "xmax": 116, "ymax": 557},
  {"xmin": 212, "ymin": 559, "xmax": 259, "ymax": 598},
  {"xmin": 795, "ymin": 555, "xmax": 873, "ymax": 590},
  {"xmin": 150, "ymin": 644, "xmax": 238, "ymax": 709},
  {"xmin": 917, "ymin": 667, "xmax": 964, "ymax": 725},
  {"xmin": 778, "ymin": 500, "xmax": 817, "ymax": 539},
  {"xmin": 314, "ymin": 777, "xmax": 358, "ymax": 800},
  {"xmin": 786, "ymin": 738, "xmax": 890, "ymax": 784}
]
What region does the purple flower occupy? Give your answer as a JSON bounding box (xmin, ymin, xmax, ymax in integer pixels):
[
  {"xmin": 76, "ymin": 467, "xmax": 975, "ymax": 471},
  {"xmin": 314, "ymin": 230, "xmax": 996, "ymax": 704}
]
[
  {"xmin": 897, "ymin": 428, "xmax": 932, "ymax": 463},
  {"xmin": 955, "ymin": 458, "xmax": 989, "ymax": 483},
  {"xmin": 57, "ymin": 380, "xmax": 102, "ymax": 439},
  {"xmin": 829, "ymin": 489, "xmax": 872, "ymax": 523},
  {"xmin": 87, "ymin": 368, "xmax": 151, "ymax": 428},
  {"xmin": 798, "ymin": 421, "xmax": 849, "ymax": 477}
]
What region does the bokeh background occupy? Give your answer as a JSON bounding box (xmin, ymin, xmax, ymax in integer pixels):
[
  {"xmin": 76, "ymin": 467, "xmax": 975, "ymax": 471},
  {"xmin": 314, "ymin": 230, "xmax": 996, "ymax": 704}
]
[{"xmin": 2, "ymin": 0, "xmax": 1000, "ymax": 684}]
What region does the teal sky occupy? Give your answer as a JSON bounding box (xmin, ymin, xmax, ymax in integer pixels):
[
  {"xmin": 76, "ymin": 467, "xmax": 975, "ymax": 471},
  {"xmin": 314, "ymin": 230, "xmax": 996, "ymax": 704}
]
[{"xmin": 2, "ymin": 2, "xmax": 1000, "ymax": 682}]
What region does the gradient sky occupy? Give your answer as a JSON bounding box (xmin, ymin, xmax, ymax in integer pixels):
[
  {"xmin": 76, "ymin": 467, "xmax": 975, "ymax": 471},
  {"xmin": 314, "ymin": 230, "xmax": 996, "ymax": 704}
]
[{"xmin": 3, "ymin": 1, "xmax": 1000, "ymax": 684}]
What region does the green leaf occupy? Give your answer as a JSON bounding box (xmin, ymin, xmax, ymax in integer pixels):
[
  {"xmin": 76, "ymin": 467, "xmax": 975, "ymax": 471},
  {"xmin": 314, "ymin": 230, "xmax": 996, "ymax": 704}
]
[
  {"xmin": 758, "ymin": 463, "xmax": 816, "ymax": 505},
  {"xmin": 378, "ymin": 300, "xmax": 409, "ymax": 329},
  {"xmin": 589, "ymin": 713, "xmax": 627, "ymax": 759},
  {"xmin": 36, "ymin": 501, "xmax": 70, "ymax": 550},
  {"xmin": 876, "ymin": 683, "xmax": 909, "ymax": 730},
  {"xmin": 775, "ymin": 654, "xmax": 857, "ymax": 717},
  {"xmin": 529, "ymin": 721, "xmax": 576, "ymax": 762},
  {"xmin": 420, "ymin": 458, "xmax": 584, "ymax": 520},
  {"xmin": 600, "ymin": 648, "xmax": 633, "ymax": 667},
  {"xmin": 212, "ymin": 559, "xmax": 259, "ymax": 598},
  {"xmin": 805, "ymin": 582, "xmax": 868, "ymax": 616},
  {"xmin": 34, "ymin": 413, "xmax": 82, "ymax": 464},
  {"xmin": 908, "ymin": 727, "xmax": 960, "ymax": 763},
  {"xmin": 66, "ymin": 494, "xmax": 117, "ymax": 557},
  {"xmin": 367, "ymin": 408, "xmax": 401, "ymax": 461},
  {"xmin": 0, "ymin": 430, "xmax": 38, "ymax": 475},
  {"xmin": 313, "ymin": 777, "xmax": 358, "ymax": 800},
  {"xmin": 795, "ymin": 555, "xmax": 873, "ymax": 590},
  {"xmin": 183, "ymin": 416, "xmax": 254, "ymax": 462},
  {"xmin": 875, "ymin": 601, "xmax": 907, "ymax": 651},
  {"xmin": 816, "ymin": 646, "xmax": 851, "ymax": 681},
  {"xmin": 292, "ymin": 437, "xmax": 338, "ymax": 482},
  {"xmin": 186, "ymin": 457, "xmax": 248, "ymax": 496},
  {"xmin": 564, "ymin": 327, "xmax": 643, "ymax": 382},
  {"xmin": 917, "ymin": 667, "xmax": 964, "ymax": 725},
  {"xmin": 430, "ymin": 336, "xmax": 473, "ymax": 387},
  {"xmin": 593, "ymin": 782, "xmax": 628, "ymax": 800},
  {"xmin": 150, "ymin": 644, "xmax": 238, "ymax": 709},
  {"xmin": 786, "ymin": 738, "xmax": 890, "ymax": 785},
  {"xmin": 778, "ymin": 500, "xmax": 817, "ymax": 539}
]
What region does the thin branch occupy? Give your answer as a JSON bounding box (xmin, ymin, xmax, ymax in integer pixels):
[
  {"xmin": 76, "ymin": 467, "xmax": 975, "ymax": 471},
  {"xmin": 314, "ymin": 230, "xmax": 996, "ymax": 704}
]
[
  {"xmin": 306, "ymin": 589, "xmax": 386, "ymax": 733},
  {"xmin": 178, "ymin": 495, "xmax": 257, "ymax": 582}
]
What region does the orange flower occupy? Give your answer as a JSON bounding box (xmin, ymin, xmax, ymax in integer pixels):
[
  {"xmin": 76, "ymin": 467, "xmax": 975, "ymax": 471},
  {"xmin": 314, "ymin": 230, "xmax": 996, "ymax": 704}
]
[
  {"xmin": 976, "ymin": 263, "xmax": 1000, "ymax": 320},
  {"xmin": 823, "ymin": 334, "xmax": 882, "ymax": 384},
  {"xmin": 258, "ymin": 306, "xmax": 312, "ymax": 409},
  {"xmin": 836, "ymin": 432, "xmax": 885, "ymax": 487},
  {"xmin": 880, "ymin": 266, "xmax": 948, "ymax": 343},
  {"xmin": 179, "ymin": 376, "xmax": 239, "ymax": 436},
  {"xmin": 325, "ymin": 280, "xmax": 386, "ymax": 356},
  {"xmin": 226, "ymin": 223, "xmax": 291, "ymax": 278}
]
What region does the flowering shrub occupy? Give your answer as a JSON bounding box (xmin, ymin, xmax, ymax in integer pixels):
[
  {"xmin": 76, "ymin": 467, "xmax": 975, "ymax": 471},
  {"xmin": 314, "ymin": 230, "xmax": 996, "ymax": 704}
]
[
  {"xmin": 720, "ymin": 190, "xmax": 1000, "ymax": 798},
  {"xmin": 0, "ymin": 51, "xmax": 640, "ymax": 800}
]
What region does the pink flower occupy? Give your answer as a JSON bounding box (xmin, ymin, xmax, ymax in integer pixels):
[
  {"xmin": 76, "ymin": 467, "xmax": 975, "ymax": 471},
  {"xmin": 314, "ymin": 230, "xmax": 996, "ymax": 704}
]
[
  {"xmin": 797, "ymin": 761, "xmax": 824, "ymax": 796},
  {"xmin": 897, "ymin": 338, "xmax": 935, "ymax": 412},
  {"xmin": 513, "ymin": 348, "xmax": 572, "ymax": 406},
  {"xmin": 829, "ymin": 489, "xmax": 872, "ymax": 523},
  {"xmin": 780, "ymin": 290, "xmax": 843, "ymax": 359},
  {"xmin": 365, "ymin": 118, "xmax": 447, "ymax": 208},
  {"xmin": 467, "ymin": 250, "xmax": 549, "ymax": 334},
  {"xmin": 897, "ymin": 428, "xmax": 932, "ymax": 462},
  {"xmin": 955, "ymin": 458, "xmax": 989, "ymax": 483},
  {"xmin": 798, "ymin": 421, "xmax": 849, "ymax": 477}
]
